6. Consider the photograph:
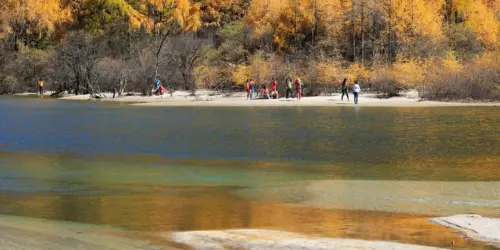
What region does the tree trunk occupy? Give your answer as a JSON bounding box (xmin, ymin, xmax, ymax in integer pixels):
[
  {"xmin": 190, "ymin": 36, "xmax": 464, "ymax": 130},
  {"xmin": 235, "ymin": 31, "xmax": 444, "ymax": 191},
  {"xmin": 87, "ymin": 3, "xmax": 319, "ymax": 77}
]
[
  {"xmin": 75, "ymin": 81, "xmax": 80, "ymax": 95},
  {"xmin": 312, "ymin": 0, "xmax": 317, "ymax": 49},
  {"xmin": 445, "ymin": 0, "xmax": 453, "ymax": 24},
  {"xmin": 294, "ymin": 0, "xmax": 299, "ymax": 49},
  {"xmin": 153, "ymin": 32, "xmax": 170, "ymax": 95},
  {"xmin": 388, "ymin": 0, "xmax": 393, "ymax": 65},
  {"xmin": 119, "ymin": 79, "xmax": 127, "ymax": 96},
  {"xmin": 361, "ymin": 0, "xmax": 365, "ymax": 66},
  {"xmin": 352, "ymin": 0, "xmax": 356, "ymax": 62}
]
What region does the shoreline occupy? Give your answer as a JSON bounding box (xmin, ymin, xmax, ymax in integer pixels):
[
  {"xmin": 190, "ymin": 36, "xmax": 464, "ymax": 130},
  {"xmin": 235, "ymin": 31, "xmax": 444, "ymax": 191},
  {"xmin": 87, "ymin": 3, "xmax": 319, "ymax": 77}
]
[
  {"xmin": 0, "ymin": 215, "xmax": 448, "ymax": 250},
  {"xmin": 167, "ymin": 229, "xmax": 447, "ymax": 250},
  {"xmin": 0, "ymin": 208, "xmax": 498, "ymax": 249},
  {"xmin": 431, "ymin": 215, "xmax": 500, "ymax": 248},
  {"xmin": 10, "ymin": 91, "xmax": 500, "ymax": 107}
]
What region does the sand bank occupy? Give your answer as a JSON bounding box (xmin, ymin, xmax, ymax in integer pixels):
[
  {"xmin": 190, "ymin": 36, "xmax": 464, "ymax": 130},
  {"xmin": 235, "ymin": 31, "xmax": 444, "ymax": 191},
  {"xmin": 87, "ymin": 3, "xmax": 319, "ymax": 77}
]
[
  {"xmin": 431, "ymin": 215, "xmax": 500, "ymax": 248},
  {"xmin": 0, "ymin": 214, "xmax": 453, "ymax": 250},
  {"xmin": 235, "ymin": 180, "xmax": 500, "ymax": 216},
  {"xmin": 168, "ymin": 229, "xmax": 446, "ymax": 250},
  {"xmin": 0, "ymin": 215, "xmax": 168, "ymax": 250},
  {"xmin": 54, "ymin": 90, "xmax": 500, "ymax": 107}
]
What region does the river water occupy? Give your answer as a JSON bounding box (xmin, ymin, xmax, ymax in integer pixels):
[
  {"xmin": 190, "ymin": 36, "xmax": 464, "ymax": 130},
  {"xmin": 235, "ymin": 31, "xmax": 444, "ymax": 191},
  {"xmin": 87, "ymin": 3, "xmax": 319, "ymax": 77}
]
[{"xmin": 0, "ymin": 97, "xmax": 499, "ymax": 249}]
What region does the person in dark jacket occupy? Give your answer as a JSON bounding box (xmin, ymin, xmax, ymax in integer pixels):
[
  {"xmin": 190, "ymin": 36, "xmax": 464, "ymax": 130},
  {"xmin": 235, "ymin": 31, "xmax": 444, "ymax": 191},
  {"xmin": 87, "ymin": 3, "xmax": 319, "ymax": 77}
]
[{"xmin": 341, "ymin": 78, "xmax": 349, "ymax": 101}]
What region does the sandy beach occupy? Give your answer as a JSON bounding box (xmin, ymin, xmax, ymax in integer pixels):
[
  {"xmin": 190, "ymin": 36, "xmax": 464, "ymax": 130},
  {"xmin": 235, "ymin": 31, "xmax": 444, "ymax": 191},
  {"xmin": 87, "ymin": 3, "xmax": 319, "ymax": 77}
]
[
  {"xmin": 0, "ymin": 215, "xmax": 455, "ymax": 250},
  {"xmin": 50, "ymin": 90, "xmax": 500, "ymax": 107},
  {"xmin": 168, "ymin": 229, "xmax": 447, "ymax": 250},
  {"xmin": 431, "ymin": 215, "xmax": 500, "ymax": 248}
]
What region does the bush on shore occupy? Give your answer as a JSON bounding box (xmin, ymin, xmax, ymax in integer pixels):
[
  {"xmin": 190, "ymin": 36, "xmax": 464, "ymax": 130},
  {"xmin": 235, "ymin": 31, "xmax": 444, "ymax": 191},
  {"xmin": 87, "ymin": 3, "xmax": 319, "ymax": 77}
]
[{"xmin": 420, "ymin": 52, "xmax": 500, "ymax": 101}]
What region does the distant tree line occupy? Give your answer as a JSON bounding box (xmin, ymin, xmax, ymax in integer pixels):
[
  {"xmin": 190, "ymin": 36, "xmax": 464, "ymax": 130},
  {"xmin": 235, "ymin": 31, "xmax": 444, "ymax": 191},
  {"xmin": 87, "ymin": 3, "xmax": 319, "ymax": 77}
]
[{"xmin": 0, "ymin": 0, "xmax": 499, "ymax": 100}]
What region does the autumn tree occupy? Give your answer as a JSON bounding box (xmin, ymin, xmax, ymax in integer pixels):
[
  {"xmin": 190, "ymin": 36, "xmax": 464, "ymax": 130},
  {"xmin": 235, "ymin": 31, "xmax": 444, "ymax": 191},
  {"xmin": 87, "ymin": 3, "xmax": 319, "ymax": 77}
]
[
  {"xmin": 145, "ymin": 0, "xmax": 202, "ymax": 94},
  {"xmin": 193, "ymin": 0, "xmax": 250, "ymax": 27},
  {"xmin": 0, "ymin": 0, "xmax": 71, "ymax": 50},
  {"xmin": 56, "ymin": 31, "xmax": 103, "ymax": 96},
  {"xmin": 164, "ymin": 36, "xmax": 210, "ymax": 91}
]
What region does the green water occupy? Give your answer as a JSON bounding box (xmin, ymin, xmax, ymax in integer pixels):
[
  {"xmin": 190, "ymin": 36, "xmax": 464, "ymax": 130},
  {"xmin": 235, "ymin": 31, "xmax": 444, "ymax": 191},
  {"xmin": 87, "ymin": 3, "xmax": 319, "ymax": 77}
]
[{"xmin": 0, "ymin": 97, "xmax": 499, "ymax": 249}]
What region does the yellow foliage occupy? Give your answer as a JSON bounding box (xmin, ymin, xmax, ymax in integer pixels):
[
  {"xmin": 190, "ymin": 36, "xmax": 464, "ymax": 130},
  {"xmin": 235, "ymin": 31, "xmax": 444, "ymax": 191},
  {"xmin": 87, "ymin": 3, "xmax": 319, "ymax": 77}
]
[
  {"xmin": 232, "ymin": 65, "xmax": 250, "ymax": 85},
  {"xmin": 347, "ymin": 63, "xmax": 369, "ymax": 82},
  {"xmin": 440, "ymin": 51, "xmax": 463, "ymax": 72},
  {"xmin": 392, "ymin": 59, "xmax": 425, "ymax": 88},
  {"xmin": 246, "ymin": 0, "xmax": 343, "ymax": 50},
  {"xmin": 174, "ymin": 0, "xmax": 202, "ymax": 32},
  {"xmin": 390, "ymin": 0, "xmax": 444, "ymax": 41},
  {"xmin": 472, "ymin": 51, "xmax": 500, "ymax": 70},
  {"xmin": 453, "ymin": 0, "xmax": 499, "ymax": 47},
  {"xmin": 0, "ymin": 0, "xmax": 72, "ymax": 37},
  {"xmin": 198, "ymin": 0, "xmax": 234, "ymax": 27},
  {"xmin": 249, "ymin": 51, "xmax": 271, "ymax": 85},
  {"xmin": 316, "ymin": 61, "xmax": 341, "ymax": 85},
  {"xmin": 127, "ymin": 4, "xmax": 153, "ymax": 29},
  {"xmin": 193, "ymin": 64, "xmax": 218, "ymax": 88},
  {"xmin": 245, "ymin": 0, "xmax": 285, "ymax": 38}
]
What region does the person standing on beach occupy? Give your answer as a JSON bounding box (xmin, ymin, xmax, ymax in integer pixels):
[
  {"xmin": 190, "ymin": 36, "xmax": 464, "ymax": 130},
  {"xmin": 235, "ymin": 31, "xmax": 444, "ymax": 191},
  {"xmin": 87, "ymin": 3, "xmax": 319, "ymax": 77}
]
[
  {"xmin": 353, "ymin": 80, "xmax": 361, "ymax": 104},
  {"xmin": 270, "ymin": 77, "xmax": 279, "ymax": 99},
  {"xmin": 249, "ymin": 78, "xmax": 255, "ymax": 100},
  {"xmin": 341, "ymin": 78, "xmax": 349, "ymax": 101},
  {"xmin": 270, "ymin": 77, "xmax": 277, "ymax": 91},
  {"xmin": 285, "ymin": 76, "xmax": 293, "ymax": 99},
  {"xmin": 37, "ymin": 78, "xmax": 44, "ymax": 96},
  {"xmin": 245, "ymin": 79, "xmax": 250, "ymax": 99},
  {"xmin": 295, "ymin": 78, "xmax": 302, "ymax": 101}
]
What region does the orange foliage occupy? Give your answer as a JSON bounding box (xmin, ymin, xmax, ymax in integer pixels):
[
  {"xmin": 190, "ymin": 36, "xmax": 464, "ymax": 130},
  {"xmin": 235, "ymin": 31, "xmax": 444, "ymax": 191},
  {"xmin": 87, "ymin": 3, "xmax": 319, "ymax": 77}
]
[{"xmin": 0, "ymin": 0, "xmax": 72, "ymax": 37}]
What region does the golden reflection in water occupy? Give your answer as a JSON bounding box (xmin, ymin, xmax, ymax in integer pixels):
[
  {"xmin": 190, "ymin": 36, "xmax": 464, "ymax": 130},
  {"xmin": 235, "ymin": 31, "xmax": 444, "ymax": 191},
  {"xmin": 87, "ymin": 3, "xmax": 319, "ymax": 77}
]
[
  {"xmin": 0, "ymin": 190, "xmax": 491, "ymax": 249},
  {"xmin": 397, "ymin": 155, "xmax": 500, "ymax": 181}
]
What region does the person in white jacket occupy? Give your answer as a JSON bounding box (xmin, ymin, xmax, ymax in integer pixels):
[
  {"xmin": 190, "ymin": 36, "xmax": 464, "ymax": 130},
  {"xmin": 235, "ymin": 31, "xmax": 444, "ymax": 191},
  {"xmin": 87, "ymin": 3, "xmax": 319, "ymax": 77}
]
[{"xmin": 353, "ymin": 80, "xmax": 361, "ymax": 104}]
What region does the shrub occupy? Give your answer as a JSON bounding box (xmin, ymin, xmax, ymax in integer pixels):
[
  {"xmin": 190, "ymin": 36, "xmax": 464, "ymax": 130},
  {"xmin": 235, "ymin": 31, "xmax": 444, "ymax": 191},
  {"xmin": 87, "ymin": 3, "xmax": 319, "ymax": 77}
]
[
  {"xmin": 0, "ymin": 76, "xmax": 19, "ymax": 94},
  {"xmin": 420, "ymin": 53, "xmax": 500, "ymax": 101},
  {"xmin": 370, "ymin": 67, "xmax": 403, "ymax": 97},
  {"xmin": 315, "ymin": 60, "xmax": 342, "ymax": 95}
]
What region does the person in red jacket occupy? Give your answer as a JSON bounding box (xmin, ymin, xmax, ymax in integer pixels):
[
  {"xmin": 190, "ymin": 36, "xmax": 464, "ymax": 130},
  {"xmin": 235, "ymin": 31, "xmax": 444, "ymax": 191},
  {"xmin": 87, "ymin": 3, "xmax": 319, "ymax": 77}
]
[
  {"xmin": 295, "ymin": 78, "xmax": 302, "ymax": 101},
  {"xmin": 270, "ymin": 77, "xmax": 277, "ymax": 91},
  {"xmin": 270, "ymin": 77, "xmax": 279, "ymax": 99},
  {"xmin": 245, "ymin": 79, "xmax": 250, "ymax": 100}
]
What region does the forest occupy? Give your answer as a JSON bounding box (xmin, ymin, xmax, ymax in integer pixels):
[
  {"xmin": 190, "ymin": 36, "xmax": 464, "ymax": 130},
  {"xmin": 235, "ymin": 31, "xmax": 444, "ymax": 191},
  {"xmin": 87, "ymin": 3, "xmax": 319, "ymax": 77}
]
[{"xmin": 0, "ymin": 0, "xmax": 499, "ymax": 100}]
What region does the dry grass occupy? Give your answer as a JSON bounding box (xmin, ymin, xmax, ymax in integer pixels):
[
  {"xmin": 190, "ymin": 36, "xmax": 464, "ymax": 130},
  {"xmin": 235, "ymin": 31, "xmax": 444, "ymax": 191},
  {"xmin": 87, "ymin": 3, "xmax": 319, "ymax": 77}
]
[{"xmin": 420, "ymin": 53, "xmax": 500, "ymax": 101}]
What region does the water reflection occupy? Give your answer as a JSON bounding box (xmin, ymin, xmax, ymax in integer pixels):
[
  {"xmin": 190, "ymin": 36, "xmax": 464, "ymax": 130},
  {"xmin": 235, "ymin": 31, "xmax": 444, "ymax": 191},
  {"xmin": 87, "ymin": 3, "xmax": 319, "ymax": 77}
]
[
  {"xmin": 0, "ymin": 192, "xmax": 495, "ymax": 249},
  {"xmin": 1, "ymin": 98, "xmax": 500, "ymax": 249},
  {"xmin": 1, "ymin": 98, "xmax": 499, "ymax": 167},
  {"xmin": 353, "ymin": 105, "xmax": 361, "ymax": 118}
]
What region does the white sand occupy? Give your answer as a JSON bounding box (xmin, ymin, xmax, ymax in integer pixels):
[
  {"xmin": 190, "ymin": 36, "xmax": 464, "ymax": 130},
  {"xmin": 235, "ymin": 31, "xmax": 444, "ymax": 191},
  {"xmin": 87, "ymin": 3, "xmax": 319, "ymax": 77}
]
[
  {"xmin": 55, "ymin": 90, "xmax": 500, "ymax": 107},
  {"xmin": 235, "ymin": 180, "xmax": 500, "ymax": 216},
  {"xmin": 14, "ymin": 91, "xmax": 56, "ymax": 97},
  {"xmin": 168, "ymin": 229, "xmax": 446, "ymax": 250},
  {"xmin": 0, "ymin": 214, "xmax": 452, "ymax": 250},
  {"xmin": 0, "ymin": 215, "xmax": 167, "ymax": 250},
  {"xmin": 431, "ymin": 215, "xmax": 500, "ymax": 248}
]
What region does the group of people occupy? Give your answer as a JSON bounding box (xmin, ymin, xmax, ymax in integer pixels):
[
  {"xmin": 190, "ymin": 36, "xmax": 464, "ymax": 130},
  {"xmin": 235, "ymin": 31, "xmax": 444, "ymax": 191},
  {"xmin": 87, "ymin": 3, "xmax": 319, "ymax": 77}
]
[
  {"xmin": 153, "ymin": 79, "xmax": 166, "ymax": 96},
  {"xmin": 244, "ymin": 77, "xmax": 362, "ymax": 104},
  {"xmin": 340, "ymin": 78, "xmax": 361, "ymax": 104},
  {"xmin": 245, "ymin": 76, "xmax": 304, "ymax": 101}
]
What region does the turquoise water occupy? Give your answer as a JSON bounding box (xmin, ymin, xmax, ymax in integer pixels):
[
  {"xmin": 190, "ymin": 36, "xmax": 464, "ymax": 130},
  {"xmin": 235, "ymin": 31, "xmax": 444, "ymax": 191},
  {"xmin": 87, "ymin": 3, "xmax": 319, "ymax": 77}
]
[{"xmin": 0, "ymin": 97, "xmax": 499, "ymax": 249}]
